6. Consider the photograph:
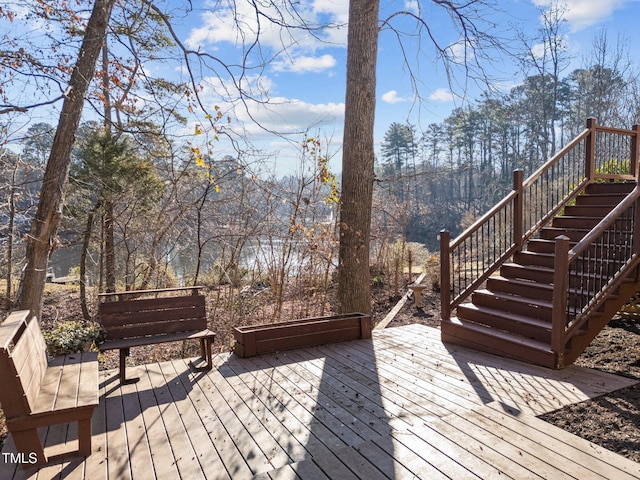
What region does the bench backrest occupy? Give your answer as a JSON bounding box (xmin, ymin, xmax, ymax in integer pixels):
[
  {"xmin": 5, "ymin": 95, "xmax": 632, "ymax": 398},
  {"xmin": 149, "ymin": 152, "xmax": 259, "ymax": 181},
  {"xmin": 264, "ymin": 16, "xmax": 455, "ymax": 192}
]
[
  {"xmin": 0, "ymin": 311, "xmax": 48, "ymax": 417},
  {"xmin": 98, "ymin": 294, "xmax": 207, "ymax": 340}
]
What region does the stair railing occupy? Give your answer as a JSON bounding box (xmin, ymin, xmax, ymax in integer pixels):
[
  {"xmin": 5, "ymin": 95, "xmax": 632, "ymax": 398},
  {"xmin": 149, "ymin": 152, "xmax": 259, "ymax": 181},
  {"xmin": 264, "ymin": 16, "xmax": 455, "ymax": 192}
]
[
  {"xmin": 441, "ymin": 118, "xmax": 640, "ymax": 321},
  {"xmin": 551, "ymin": 186, "xmax": 640, "ymax": 367}
]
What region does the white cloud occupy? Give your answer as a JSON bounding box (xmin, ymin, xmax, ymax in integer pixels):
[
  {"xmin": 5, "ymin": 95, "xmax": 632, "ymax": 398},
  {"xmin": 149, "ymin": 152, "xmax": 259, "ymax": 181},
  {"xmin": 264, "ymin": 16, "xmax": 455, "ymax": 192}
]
[
  {"xmin": 533, "ymin": 0, "xmax": 630, "ymax": 31},
  {"xmin": 382, "ymin": 90, "xmax": 407, "ymax": 104},
  {"xmin": 404, "ymin": 0, "xmax": 420, "ymax": 15},
  {"xmin": 273, "ymin": 54, "xmax": 337, "ymax": 74},
  {"xmin": 429, "ymin": 88, "xmax": 456, "ymax": 102},
  {"xmin": 241, "ymin": 97, "xmax": 344, "ymax": 135},
  {"xmin": 185, "ymin": 1, "xmax": 348, "ymax": 51}
]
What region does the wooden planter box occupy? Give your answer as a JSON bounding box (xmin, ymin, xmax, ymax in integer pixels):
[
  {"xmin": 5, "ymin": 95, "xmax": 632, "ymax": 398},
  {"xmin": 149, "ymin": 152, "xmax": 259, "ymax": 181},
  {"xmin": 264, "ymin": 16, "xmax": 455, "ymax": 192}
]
[{"xmin": 233, "ymin": 313, "xmax": 371, "ymax": 358}]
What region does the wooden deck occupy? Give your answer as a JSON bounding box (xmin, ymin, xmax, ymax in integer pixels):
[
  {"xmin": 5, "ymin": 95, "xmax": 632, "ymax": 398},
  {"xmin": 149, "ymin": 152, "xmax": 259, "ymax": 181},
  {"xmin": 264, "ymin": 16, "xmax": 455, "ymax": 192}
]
[{"xmin": 2, "ymin": 323, "xmax": 639, "ymax": 479}]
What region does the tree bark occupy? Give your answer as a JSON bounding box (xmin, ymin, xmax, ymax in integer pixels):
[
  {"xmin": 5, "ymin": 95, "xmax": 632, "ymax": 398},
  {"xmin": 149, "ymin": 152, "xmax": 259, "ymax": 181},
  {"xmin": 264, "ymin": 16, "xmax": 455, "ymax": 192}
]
[
  {"xmin": 338, "ymin": 0, "xmax": 379, "ymax": 315},
  {"xmin": 18, "ymin": 0, "xmax": 117, "ymax": 317}
]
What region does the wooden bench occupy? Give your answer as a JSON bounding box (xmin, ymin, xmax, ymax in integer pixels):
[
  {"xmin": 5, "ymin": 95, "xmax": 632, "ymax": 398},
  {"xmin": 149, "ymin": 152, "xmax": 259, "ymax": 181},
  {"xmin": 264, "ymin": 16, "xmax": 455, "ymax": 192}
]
[
  {"xmin": 98, "ymin": 286, "xmax": 216, "ymax": 384},
  {"xmin": 0, "ymin": 310, "xmax": 98, "ymax": 465}
]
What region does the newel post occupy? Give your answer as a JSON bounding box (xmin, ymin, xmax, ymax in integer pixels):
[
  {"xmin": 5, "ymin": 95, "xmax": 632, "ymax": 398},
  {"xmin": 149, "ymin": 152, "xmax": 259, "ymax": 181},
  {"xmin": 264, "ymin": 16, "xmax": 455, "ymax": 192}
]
[
  {"xmin": 585, "ymin": 117, "xmax": 597, "ymax": 182},
  {"xmin": 439, "ymin": 230, "xmax": 451, "ymax": 321},
  {"xmin": 631, "ymin": 124, "xmax": 639, "ymax": 181},
  {"xmin": 513, "ymin": 169, "xmax": 524, "ymax": 252},
  {"xmin": 551, "ymin": 235, "xmax": 570, "ymax": 368}
]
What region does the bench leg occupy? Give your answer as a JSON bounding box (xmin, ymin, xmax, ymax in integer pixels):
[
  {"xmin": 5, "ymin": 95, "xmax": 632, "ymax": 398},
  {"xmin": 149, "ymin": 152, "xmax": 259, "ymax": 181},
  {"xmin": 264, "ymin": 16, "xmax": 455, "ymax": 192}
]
[
  {"xmin": 78, "ymin": 418, "xmax": 92, "ymax": 456},
  {"xmin": 119, "ymin": 348, "xmax": 140, "ymax": 385},
  {"xmin": 189, "ymin": 338, "xmax": 213, "ymax": 372},
  {"xmin": 11, "ymin": 428, "xmax": 47, "ymax": 465}
]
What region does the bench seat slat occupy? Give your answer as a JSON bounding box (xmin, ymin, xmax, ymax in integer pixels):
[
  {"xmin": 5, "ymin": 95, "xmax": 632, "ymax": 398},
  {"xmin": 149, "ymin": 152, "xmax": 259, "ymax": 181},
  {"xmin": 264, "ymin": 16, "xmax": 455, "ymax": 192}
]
[{"xmin": 99, "ymin": 329, "xmax": 215, "ymax": 351}]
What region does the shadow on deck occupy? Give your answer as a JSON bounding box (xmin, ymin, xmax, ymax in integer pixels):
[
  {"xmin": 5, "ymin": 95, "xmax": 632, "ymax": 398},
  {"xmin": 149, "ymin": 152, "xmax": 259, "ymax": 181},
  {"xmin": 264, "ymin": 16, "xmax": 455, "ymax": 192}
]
[{"xmin": 2, "ymin": 324, "xmax": 639, "ymax": 479}]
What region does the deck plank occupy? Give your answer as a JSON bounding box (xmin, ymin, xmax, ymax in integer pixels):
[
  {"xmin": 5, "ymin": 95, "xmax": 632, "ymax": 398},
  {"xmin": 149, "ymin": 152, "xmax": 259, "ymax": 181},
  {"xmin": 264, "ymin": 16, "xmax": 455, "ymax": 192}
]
[
  {"xmin": 144, "ymin": 362, "xmax": 206, "ymax": 480},
  {"xmin": 133, "ymin": 364, "xmax": 180, "ymax": 479},
  {"xmin": 170, "ymin": 357, "xmax": 251, "ymax": 480},
  {"xmin": 2, "ymin": 324, "xmax": 638, "ymax": 480}
]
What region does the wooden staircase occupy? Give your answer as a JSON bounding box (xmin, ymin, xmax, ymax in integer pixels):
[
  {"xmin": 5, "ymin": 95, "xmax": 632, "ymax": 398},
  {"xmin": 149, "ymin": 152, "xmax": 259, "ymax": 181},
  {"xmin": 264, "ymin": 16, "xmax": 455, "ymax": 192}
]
[{"xmin": 440, "ymin": 119, "xmax": 640, "ymax": 369}]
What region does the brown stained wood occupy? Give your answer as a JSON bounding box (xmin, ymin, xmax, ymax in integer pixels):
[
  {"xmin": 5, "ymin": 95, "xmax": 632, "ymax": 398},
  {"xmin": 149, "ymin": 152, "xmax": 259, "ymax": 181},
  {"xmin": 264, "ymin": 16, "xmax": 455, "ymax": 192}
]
[
  {"xmin": 98, "ymin": 292, "xmax": 214, "ymax": 383},
  {"xmin": 0, "ymin": 312, "xmax": 98, "ymax": 467},
  {"xmin": 3, "ymin": 324, "xmax": 637, "ymax": 480},
  {"xmin": 233, "ymin": 313, "xmax": 371, "ymax": 358},
  {"xmin": 98, "ymin": 285, "xmax": 205, "ymax": 300},
  {"xmin": 117, "ymin": 377, "xmax": 155, "ymax": 480}
]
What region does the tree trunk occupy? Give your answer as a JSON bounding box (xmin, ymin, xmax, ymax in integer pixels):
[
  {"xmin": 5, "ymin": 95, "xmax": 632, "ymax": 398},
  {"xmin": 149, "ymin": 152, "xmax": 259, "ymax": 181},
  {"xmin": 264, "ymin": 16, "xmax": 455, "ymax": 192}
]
[
  {"xmin": 338, "ymin": 0, "xmax": 379, "ymax": 315},
  {"xmin": 80, "ymin": 199, "xmax": 101, "ymax": 320},
  {"xmin": 5, "ymin": 163, "xmax": 17, "ymax": 305},
  {"xmin": 104, "ymin": 199, "xmax": 116, "ymax": 292},
  {"xmin": 18, "ymin": 0, "xmax": 116, "ymax": 317}
]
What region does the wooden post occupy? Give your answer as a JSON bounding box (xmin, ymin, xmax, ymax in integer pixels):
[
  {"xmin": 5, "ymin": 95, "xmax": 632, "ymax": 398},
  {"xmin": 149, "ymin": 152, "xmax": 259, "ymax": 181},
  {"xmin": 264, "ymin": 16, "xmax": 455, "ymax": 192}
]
[
  {"xmin": 513, "ymin": 170, "xmax": 524, "ymax": 252},
  {"xmin": 439, "ymin": 230, "xmax": 451, "ymax": 321},
  {"xmin": 631, "ymin": 124, "xmax": 639, "ymax": 181},
  {"xmin": 551, "ymin": 235, "xmax": 570, "ymax": 369},
  {"xmin": 585, "ymin": 117, "xmax": 596, "ymax": 182}
]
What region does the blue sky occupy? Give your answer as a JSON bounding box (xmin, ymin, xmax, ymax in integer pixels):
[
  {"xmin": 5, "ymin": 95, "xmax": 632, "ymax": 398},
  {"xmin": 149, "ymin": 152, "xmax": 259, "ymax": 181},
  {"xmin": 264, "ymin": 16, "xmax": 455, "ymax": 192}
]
[
  {"xmin": 170, "ymin": 0, "xmax": 640, "ymax": 174},
  {"xmin": 3, "ymin": 1, "xmax": 640, "ymax": 175}
]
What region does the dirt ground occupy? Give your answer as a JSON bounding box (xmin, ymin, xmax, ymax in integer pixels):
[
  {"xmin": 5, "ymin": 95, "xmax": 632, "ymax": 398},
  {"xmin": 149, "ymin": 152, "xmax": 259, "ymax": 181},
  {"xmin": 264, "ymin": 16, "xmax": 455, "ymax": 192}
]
[
  {"xmin": 2, "ymin": 283, "xmax": 640, "ymax": 465},
  {"xmin": 380, "ymin": 286, "xmax": 640, "ymax": 464}
]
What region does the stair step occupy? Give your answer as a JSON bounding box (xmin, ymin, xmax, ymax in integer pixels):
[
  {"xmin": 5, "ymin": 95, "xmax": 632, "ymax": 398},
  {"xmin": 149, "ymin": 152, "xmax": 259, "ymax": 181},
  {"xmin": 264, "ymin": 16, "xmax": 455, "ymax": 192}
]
[
  {"xmin": 501, "ymin": 262, "xmax": 555, "ymax": 283},
  {"xmin": 486, "ymin": 276, "xmax": 554, "ymax": 302},
  {"xmin": 539, "ymin": 226, "xmax": 590, "ymax": 242},
  {"xmin": 575, "ymin": 194, "xmax": 627, "ymax": 206},
  {"xmin": 456, "ymin": 303, "xmax": 552, "ymax": 342},
  {"xmin": 526, "ymin": 239, "xmax": 571, "ymax": 254},
  {"xmin": 562, "ymin": 205, "xmax": 617, "ymax": 217},
  {"xmin": 441, "ymin": 317, "xmax": 556, "ymax": 368},
  {"xmin": 552, "ymin": 216, "xmax": 603, "ymax": 229},
  {"xmin": 472, "ymin": 289, "xmax": 553, "ymax": 320},
  {"xmin": 584, "ymin": 182, "xmax": 636, "ymax": 195},
  {"xmin": 513, "ymin": 251, "xmax": 555, "ymax": 268}
]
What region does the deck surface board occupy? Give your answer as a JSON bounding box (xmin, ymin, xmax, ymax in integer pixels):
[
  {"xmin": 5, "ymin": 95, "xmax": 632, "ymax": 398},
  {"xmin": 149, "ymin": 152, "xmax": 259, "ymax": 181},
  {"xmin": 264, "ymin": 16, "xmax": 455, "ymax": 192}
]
[{"xmin": 2, "ymin": 324, "xmax": 638, "ymax": 479}]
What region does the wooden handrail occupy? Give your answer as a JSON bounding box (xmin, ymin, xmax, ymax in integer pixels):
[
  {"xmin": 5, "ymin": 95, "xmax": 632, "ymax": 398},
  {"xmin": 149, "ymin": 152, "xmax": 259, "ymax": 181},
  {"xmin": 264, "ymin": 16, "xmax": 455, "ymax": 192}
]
[
  {"xmin": 568, "ymin": 186, "xmax": 640, "ymax": 261},
  {"xmin": 522, "ymin": 128, "xmax": 590, "ymax": 189}
]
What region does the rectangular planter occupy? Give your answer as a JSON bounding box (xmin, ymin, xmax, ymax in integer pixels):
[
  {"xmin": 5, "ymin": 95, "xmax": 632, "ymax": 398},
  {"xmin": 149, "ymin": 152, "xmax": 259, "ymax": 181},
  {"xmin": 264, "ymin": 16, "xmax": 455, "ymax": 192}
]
[{"xmin": 233, "ymin": 313, "xmax": 371, "ymax": 358}]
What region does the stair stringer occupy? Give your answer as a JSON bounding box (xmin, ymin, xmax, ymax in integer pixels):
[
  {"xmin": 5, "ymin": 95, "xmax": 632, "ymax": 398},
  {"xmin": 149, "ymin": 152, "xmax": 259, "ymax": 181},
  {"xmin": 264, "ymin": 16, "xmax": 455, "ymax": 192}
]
[{"xmin": 562, "ymin": 266, "xmax": 640, "ymax": 367}]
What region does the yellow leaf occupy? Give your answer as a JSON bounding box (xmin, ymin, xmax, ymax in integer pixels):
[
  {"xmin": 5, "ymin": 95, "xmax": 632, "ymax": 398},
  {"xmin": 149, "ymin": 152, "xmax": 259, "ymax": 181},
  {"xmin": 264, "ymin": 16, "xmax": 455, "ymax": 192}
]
[
  {"xmin": 215, "ymin": 185, "xmax": 220, "ymax": 193},
  {"xmin": 205, "ymin": 113, "xmax": 212, "ymax": 119},
  {"xmin": 195, "ymin": 125, "xmax": 202, "ymax": 135}
]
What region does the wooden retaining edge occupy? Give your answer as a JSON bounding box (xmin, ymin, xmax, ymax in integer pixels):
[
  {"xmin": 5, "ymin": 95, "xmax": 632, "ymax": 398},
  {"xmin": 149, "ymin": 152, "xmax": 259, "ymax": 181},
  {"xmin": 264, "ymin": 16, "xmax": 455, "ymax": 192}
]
[
  {"xmin": 233, "ymin": 313, "xmax": 371, "ymax": 358},
  {"xmin": 375, "ymin": 272, "xmax": 428, "ymax": 330}
]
